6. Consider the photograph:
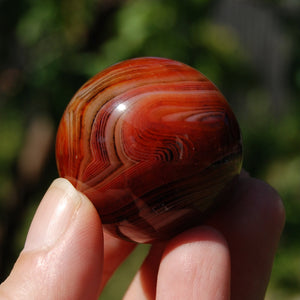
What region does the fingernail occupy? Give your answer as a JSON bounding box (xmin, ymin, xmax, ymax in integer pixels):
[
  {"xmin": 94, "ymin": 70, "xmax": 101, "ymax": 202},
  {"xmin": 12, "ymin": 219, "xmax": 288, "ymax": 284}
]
[{"xmin": 24, "ymin": 178, "xmax": 82, "ymax": 251}]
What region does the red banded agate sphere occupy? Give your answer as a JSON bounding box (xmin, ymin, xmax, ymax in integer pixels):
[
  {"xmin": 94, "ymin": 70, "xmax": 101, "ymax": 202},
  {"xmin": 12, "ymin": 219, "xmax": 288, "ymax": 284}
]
[{"xmin": 55, "ymin": 57, "xmax": 242, "ymax": 243}]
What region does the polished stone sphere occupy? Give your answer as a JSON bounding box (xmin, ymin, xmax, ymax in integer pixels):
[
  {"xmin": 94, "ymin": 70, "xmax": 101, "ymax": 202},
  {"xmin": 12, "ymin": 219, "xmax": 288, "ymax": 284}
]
[{"xmin": 56, "ymin": 57, "xmax": 242, "ymax": 243}]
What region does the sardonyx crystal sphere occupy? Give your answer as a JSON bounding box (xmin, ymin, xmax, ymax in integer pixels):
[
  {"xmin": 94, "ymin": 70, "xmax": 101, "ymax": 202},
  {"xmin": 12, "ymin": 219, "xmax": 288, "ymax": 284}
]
[{"xmin": 55, "ymin": 57, "xmax": 243, "ymax": 243}]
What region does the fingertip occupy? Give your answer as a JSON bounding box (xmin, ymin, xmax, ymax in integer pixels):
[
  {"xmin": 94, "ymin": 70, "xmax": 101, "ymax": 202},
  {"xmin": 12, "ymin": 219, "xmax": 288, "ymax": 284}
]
[
  {"xmin": 163, "ymin": 226, "xmax": 229, "ymax": 256},
  {"xmin": 0, "ymin": 178, "xmax": 104, "ymax": 300},
  {"xmin": 209, "ymin": 174, "xmax": 286, "ymax": 300},
  {"xmin": 24, "ymin": 178, "xmax": 84, "ymax": 251},
  {"xmin": 237, "ymin": 175, "xmax": 286, "ymax": 235},
  {"xmin": 157, "ymin": 226, "xmax": 230, "ymax": 300}
]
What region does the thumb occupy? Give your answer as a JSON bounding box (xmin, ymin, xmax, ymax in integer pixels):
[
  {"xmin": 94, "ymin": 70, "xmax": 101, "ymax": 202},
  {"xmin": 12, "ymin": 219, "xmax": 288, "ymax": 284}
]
[{"xmin": 0, "ymin": 178, "xmax": 103, "ymax": 300}]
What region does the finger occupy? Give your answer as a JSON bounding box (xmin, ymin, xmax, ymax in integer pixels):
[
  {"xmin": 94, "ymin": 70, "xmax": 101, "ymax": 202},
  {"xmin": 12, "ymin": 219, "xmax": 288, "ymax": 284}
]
[
  {"xmin": 99, "ymin": 232, "xmax": 136, "ymax": 293},
  {"xmin": 0, "ymin": 178, "xmax": 103, "ymax": 300},
  {"xmin": 156, "ymin": 227, "xmax": 231, "ymax": 300},
  {"xmin": 207, "ymin": 174, "xmax": 285, "ymax": 300},
  {"xmin": 124, "ymin": 226, "xmax": 231, "ymax": 300}
]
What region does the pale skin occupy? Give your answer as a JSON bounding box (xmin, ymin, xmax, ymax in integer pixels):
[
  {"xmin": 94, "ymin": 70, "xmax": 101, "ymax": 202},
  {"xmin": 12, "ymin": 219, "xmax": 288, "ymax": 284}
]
[{"xmin": 0, "ymin": 171, "xmax": 285, "ymax": 299}]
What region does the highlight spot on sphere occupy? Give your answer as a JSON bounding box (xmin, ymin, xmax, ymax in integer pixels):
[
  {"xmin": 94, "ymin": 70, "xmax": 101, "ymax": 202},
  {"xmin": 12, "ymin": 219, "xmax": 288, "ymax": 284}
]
[{"xmin": 116, "ymin": 103, "xmax": 127, "ymax": 112}]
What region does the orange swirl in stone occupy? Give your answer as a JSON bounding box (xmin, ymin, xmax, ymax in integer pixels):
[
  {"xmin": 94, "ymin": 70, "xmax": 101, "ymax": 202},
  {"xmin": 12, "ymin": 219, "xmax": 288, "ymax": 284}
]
[{"xmin": 56, "ymin": 57, "xmax": 242, "ymax": 243}]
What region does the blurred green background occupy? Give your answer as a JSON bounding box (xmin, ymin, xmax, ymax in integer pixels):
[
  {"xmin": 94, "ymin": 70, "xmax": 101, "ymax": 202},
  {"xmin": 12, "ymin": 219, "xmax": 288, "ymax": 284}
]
[{"xmin": 0, "ymin": 0, "xmax": 299, "ymax": 299}]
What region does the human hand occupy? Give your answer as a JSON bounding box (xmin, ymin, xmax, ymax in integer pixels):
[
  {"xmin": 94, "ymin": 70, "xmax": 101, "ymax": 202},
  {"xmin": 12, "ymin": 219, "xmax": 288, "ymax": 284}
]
[{"xmin": 0, "ymin": 172, "xmax": 285, "ymax": 299}]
